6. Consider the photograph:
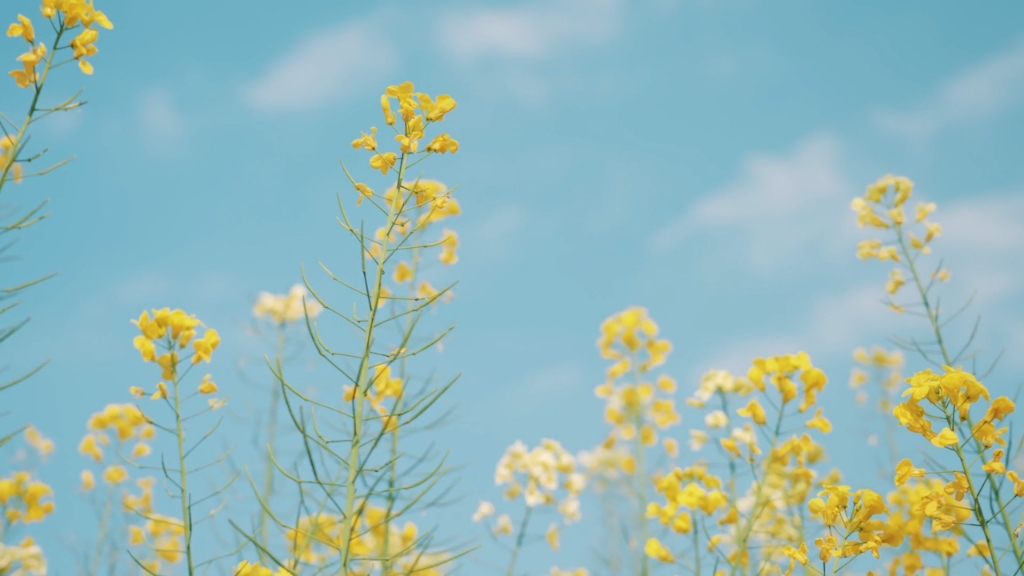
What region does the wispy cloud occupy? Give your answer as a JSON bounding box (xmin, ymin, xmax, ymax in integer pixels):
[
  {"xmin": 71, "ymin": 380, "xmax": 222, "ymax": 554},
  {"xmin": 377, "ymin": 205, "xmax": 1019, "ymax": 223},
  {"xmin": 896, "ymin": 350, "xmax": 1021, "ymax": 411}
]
[
  {"xmin": 873, "ymin": 41, "xmax": 1024, "ymax": 139},
  {"xmin": 245, "ymin": 17, "xmax": 398, "ymax": 113},
  {"xmin": 648, "ymin": 133, "xmax": 850, "ymax": 267},
  {"xmin": 940, "ymin": 192, "xmax": 1024, "ymax": 300},
  {"xmin": 139, "ymin": 88, "xmax": 185, "ymax": 145},
  {"xmin": 435, "ymin": 0, "xmax": 624, "ymax": 63}
]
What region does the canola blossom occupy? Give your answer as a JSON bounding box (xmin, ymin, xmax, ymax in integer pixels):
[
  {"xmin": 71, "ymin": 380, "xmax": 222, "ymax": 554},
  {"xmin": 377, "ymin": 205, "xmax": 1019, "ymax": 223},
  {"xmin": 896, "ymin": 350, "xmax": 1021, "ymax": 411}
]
[{"xmin": 0, "ymin": 7, "xmax": 1021, "ymax": 573}]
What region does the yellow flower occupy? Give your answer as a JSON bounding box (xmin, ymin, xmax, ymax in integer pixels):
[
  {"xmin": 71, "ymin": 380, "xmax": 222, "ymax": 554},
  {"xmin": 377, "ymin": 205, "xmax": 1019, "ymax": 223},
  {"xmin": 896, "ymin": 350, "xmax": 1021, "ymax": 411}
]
[
  {"xmin": 208, "ymin": 398, "xmax": 227, "ymax": 410},
  {"xmin": 493, "ymin": 514, "xmax": 514, "ymax": 536},
  {"xmin": 737, "ymin": 399, "xmax": 767, "ymax": 426},
  {"xmin": 916, "ymin": 201, "xmax": 936, "ymax": 223},
  {"xmin": 471, "ymin": 501, "xmax": 495, "ymax": 522},
  {"xmin": 192, "ymin": 329, "xmax": 220, "ymax": 364},
  {"xmin": 439, "ymin": 229, "xmax": 459, "ymax": 265},
  {"xmin": 152, "ymin": 382, "xmax": 168, "ymax": 401},
  {"xmin": 644, "ymin": 538, "xmax": 674, "ymax": 563},
  {"xmin": 68, "ymin": 27, "xmax": 100, "ymax": 74},
  {"xmin": 426, "ymin": 134, "xmax": 459, "ymax": 154},
  {"xmin": 417, "ymin": 281, "xmax": 438, "ymax": 300},
  {"xmin": 103, "ymin": 465, "xmax": 129, "ymax": 484},
  {"xmin": 546, "ymin": 524, "xmax": 560, "ymax": 551},
  {"xmin": 894, "ymin": 459, "xmax": 926, "ymax": 486},
  {"xmin": 381, "ymin": 95, "xmax": 396, "ymax": 125},
  {"xmin": 369, "ymin": 152, "xmax": 398, "ymax": 175},
  {"xmin": 198, "ymin": 374, "xmax": 218, "ymax": 395},
  {"xmin": 129, "ymin": 386, "xmax": 146, "ymax": 398},
  {"xmin": 131, "ymin": 443, "xmax": 151, "ymax": 459},
  {"xmin": 7, "ymin": 15, "xmax": 35, "ymax": 43},
  {"xmin": 663, "ymin": 438, "xmax": 679, "ymax": 457},
  {"xmin": 885, "ymin": 268, "xmax": 905, "ymax": 295},
  {"xmin": 704, "ymin": 410, "xmax": 728, "ymax": 429},
  {"xmin": 351, "ymin": 127, "xmax": 378, "ymax": 151},
  {"xmin": 10, "ymin": 43, "xmax": 46, "ymax": 88},
  {"xmin": 24, "ymin": 426, "xmax": 53, "ymax": 457},
  {"xmin": 78, "ymin": 434, "xmax": 103, "ymax": 462},
  {"xmin": 805, "ymin": 408, "xmax": 832, "ymax": 433},
  {"xmin": 81, "ymin": 470, "xmax": 95, "ymax": 491},
  {"xmin": 421, "ymin": 94, "xmax": 457, "ymax": 122},
  {"xmin": 393, "ymin": 261, "xmax": 414, "ymax": 284},
  {"xmin": 354, "ymin": 183, "xmax": 374, "ymax": 206},
  {"xmin": 930, "ymin": 428, "xmax": 959, "ymax": 448}
]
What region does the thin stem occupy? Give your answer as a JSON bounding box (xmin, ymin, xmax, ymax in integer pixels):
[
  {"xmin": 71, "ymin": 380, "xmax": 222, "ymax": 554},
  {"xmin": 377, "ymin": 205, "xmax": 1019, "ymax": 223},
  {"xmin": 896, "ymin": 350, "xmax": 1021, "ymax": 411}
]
[
  {"xmin": 1, "ymin": 20, "xmax": 66, "ymax": 195},
  {"xmin": 504, "ymin": 507, "xmax": 532, "ymax": 576},
  {"xmin": 172, "ymin": 351, "xmax": 195, "ymax": 576},
  {"xmin": 338, "ymin": 152, "xmax": 407, "ymax": 573},
  {"xmin": 258, "ymin": 327, "xmax": 287, "ymax": 560},
  {"xmin": 92, "ymin": 483, "xmax": 115, "ymax": 576}
]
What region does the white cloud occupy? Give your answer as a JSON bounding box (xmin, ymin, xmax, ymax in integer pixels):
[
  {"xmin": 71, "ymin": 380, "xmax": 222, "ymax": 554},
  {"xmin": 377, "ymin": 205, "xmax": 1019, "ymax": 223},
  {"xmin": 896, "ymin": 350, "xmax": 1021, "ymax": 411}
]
[
  {"xmin": 435, "ymin": 0, "xmax": 624, "ymax": 62},
  {"xmin": 649, "ymin": 133, "xmax": 851, "ymax": 266},
  {"xmin": 245, "ymin": 17, "xmax": 398, "ymax": 113},
  {"xmin": 139, "ymin": 89, "xmax": 185, "ymax": 143},
  {"xmin": 874, "ymin": 41, "xmax": 1024, "ymax": 138},
  {"xmin": 940, "ymin": 192, "xmax": 1024, "ymax": 300}
]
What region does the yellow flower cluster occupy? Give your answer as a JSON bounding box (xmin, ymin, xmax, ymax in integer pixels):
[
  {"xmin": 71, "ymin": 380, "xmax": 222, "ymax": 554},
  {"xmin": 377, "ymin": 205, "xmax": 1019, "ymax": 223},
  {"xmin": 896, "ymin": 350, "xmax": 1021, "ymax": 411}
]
[
  {"xmin": 119, "ymin": 476, "xmax": 187, "ymax": 573},
  {"xmin": 492, "ymin": 439, "xmax": 585, "ymax": 522},
  {"xmin": 345, "ymin": 364, "xmax": 405, "ymax": 432},
  {"xmin": 646, "ymin": 465, "xmax": 730, "ymax": 554},
  {"xmin": 23, "ymin": 426, "xmax": 53, "ymax": 458},
  {"xmin": 351, "ymin": 81, "xmax": 458, "ymax": 196},
  {"xmin": 253, "ymin": 284, "xmax": 323, "ymax": 326},
  {"xmin": 234, "ymin": 560, "xmax": 289, "ymax": 576},
  {"xmin": 852, "ymin": 175, "xmax": 949, "ymax": 313},
  {"xmin": 131, "ymin": 308, "xmax": 224, "ymax": 409},
  {"xmin": 594, "ymin": 307, "xmax": 680, "ymax": 468},
  {"xmin": 0, "ymin": 537, "xmax": 47, "ymax": 575},
  {"xmin": 0, "ymin": 472, "xmax": 54, "ymax": 525},
  {"xmin": 885, "ymin": 478, "xmax": 972, "ymax": 571},
  {"xmin": 77, "ymin": 403, "xmax": 154, "ymax": 464},
  {"xmin": 0, "ymin": 136, "xmax": 24, "ymax": 185},
  {"xmin": 894, "ymin": 366, "xmax": 1012, "ymax": 449},
  {"xmin": 6, "ymin": 0, "xmax": 112, "ymax": 87},
  {"xmin": 643, "ymin": 353, "xmax": 839, "ymax": 574},
  {"xmin": 284, "ymin": 507, "xmax": 446, "ymax": 575}
]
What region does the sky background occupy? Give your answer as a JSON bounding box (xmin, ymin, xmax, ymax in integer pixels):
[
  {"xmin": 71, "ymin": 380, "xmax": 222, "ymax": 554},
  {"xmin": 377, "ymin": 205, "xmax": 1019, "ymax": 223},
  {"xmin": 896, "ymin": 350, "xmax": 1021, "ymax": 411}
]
[{"xmin": 4, "ymin": 0, "xmax": 1024, "ymax": 574}]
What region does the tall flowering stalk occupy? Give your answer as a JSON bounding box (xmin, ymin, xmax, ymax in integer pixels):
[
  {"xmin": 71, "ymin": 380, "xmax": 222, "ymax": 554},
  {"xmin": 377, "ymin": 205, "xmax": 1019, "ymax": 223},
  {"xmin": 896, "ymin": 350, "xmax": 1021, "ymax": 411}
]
[
  {"xmin": 472, "ymin": 440, "xmax": 586, "ymax": 576},
  {"xmin": 588, "ymin": 306, "xmax": 678, "ymax": 576},
  {"xmin": 233, "ymin": 82, "xmax": 465, "ymax": 576},
  {"xmin": 0, "ymin": 0, "xmax": 112, "ymax": 438},
  {"xmin": 250, "ymin": 284, "xmax": 323, "ymax": 560},
  {"xmin": 0, "ymin": 4, "xmax": 112, "ymax": 574},
  {"xmin": 848, "ymin": 346, "xmax": 905, "ymax": 476},
  {"xmin": 127, "ymin": 309, "xmax": 230, "ymax": 575},
  {"xmin": 853, "ymin": 175, "xmax": 1024, "ymax": 575},
  {"xmin": 75, "ymin": 403, "xmax": 159, "ymax": 574}
]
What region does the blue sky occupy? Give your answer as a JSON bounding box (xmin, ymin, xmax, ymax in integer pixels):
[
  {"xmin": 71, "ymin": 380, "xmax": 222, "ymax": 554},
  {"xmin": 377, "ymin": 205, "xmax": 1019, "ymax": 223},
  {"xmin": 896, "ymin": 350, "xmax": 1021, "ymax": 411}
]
[{"xmin": 4, "ymin": 0, "xmax": 1024, "ymax": 573}]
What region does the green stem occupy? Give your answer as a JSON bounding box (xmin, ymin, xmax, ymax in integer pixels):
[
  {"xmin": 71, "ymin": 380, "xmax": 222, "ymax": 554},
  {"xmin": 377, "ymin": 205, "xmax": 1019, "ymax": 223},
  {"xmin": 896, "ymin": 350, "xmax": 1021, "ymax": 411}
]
[
  {"xmin": 732, "ymin": 401, "xmax": 786, "ymax": 576},
  {"xmin": 693, "ymin": 524, "xmax": 701, "ymax": 576},
  {"xmin": 897, "ymin": 224, "xmax": 1021, "ymax": 572},
  {"xmin": 338, "ymin": 152, "xmax": 407, "ymax": 573},
  {"xmin": 172, "ymin": 354, "xmax": 195, "ymax": 576},
  {"xmin": 0, "ymin": 20, "xmax": 66, "ymax": 195},
  {"xmin": 505, "ymin": 507, "xmax": 533, "ymax": 576},
  {"xmin": 91, "ymin": 483, "xmax": 115, "ymax": 576},
  {"xmin": 258, "ymin": 327, "xmax": 286, "ymax": 560}
]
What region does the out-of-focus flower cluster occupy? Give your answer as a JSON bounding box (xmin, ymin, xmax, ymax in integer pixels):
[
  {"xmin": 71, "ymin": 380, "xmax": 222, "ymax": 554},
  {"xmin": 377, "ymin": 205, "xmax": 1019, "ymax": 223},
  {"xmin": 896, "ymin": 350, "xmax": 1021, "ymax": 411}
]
[
  {"xmin": 283, "ymin": 506, "xmax": 448, "ymax": 575},
  {"xmin": 593, "ymin": 307, "xmax": 680, "ymax": 471},
  {"xmin": 852, "ymin": 175, "xmax": 950, "ymax": 313},
  {"xmin": 253, "ymin": 284, "xmax": 323, "ymax": 326}
]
